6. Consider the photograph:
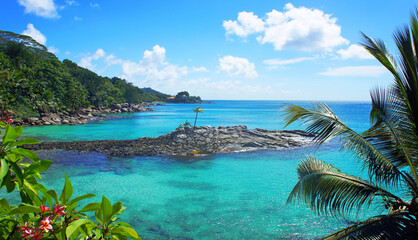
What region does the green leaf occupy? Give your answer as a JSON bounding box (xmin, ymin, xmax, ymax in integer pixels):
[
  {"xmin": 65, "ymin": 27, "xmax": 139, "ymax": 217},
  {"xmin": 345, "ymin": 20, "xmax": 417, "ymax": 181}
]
[
  {"xmin": 15, "ymin": 126, "xmax": 23, "ymax": 138},
  {"xmin": 8, "ymin": 204, "xmax": 40, "ymax": 215},
  {"xmin": 67, "ymin": 193, "xmax": 96, "ymax": 207},
  {"xmin": 59, "ymin": 174, "xmax": 73, "ymax": 204},
  {"xmin": 10, "ymin": 148, "xmax": 40, "ymax": 162},
  {"xmin": 10, "ymin": 138, "xmax": 40, "ymax": 148},
  {"xmin": 111, "ymin": 226, "xmax": 140, "ymax": 239},
  {"xmin": 4, "ymin": 171, "xmax": 15, "ymax": 193},
  {"xmin": 66, "ymin": 219, "xmax": 92, "ymax": 239},
  {"xmin": 2, "ymin": 125, "xmax": 16, "ymax": 145},
  {"xmin": 0, "ymin": 198, "xmax": 10, "ymax": 213},
  {"xmin": 9, "ymin": 162, "xmax": 23, "ymax": 187},
  {"xmin": 112, "ymin": 201, "xmax": 124, "ymax": 215},
  {"xmin": 0, "ymin": 158, "xmax": 9, "ymax": 186},
  {"xmin": 95, "ymin": 208, "xmax": 103, "ymax": 225},
  {"xmin": 101, "ymin": 195, "xmax": 113, "ymax": 223},
  {"xmin": 0, "ymin": 121, "xmax": 5, "ymax": 128},
  {"xmin": 46, "ymin": 190, "xmax": 58, "ymax": 203},
  {"xmin": 79, "ymin": 202, "xmax": 100, "ymax": 212},
  {"xmin": 23, "ymin": 159, "xmax": 52, "ymax": 177}
]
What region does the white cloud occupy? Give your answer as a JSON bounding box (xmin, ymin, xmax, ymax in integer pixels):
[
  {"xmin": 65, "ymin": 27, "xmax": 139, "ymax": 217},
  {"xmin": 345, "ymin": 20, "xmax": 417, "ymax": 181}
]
[
  {"xmin": 263, "ymin": 56, "xmax": 317, "ymax": 66},
  {"xmin": 319, "ymin": 66, "xmax": 386, "ymax": 77},
  {"xmin": 78, "ymin": 45, "xmax": 206, "ymax": 89},
  {"xmin": 79, "ymin": 48, "xmax": 106, "ymax": 70},
  {"xmin": 223, "ymin": 3, "xmax": 348, "ymax": 52},
  {"xmin": 218, "ymin": 55, "xmax": 258, "ymax": 79},
  {"xmin": 191, "ymin": 67, "xmax": 208, "ymax": 72},
  {"xmin": 74, "ymin": 16, "xmax": 82, "ymax": 21},
  {"xmin": 223, "ymin": 11, "xmax": 264, "ymax": 37},
  {"xmin": 90, "ymin": 3, "xmax": 100, "ymax": 8},
  {"xmin": 121, "ymin": 45, "xmax": 192, "ymax": 88},
  {"xmin": 18, "ymin": 0, "xmax": 59, "ymax": 18},
  {"xmin": 337, "ymin": 44, "xmax": 373, "ymax": 59},
  {"xmin": 22, "ymin": 23, "xmax": 47, "ymax": 45},
  {"xmin": 48, "ymin": 46, "xmax": 59, "ymax": 54},
  {"xmin": 65, "ymin": 0, "xmax": 77, "ymax": 6}
]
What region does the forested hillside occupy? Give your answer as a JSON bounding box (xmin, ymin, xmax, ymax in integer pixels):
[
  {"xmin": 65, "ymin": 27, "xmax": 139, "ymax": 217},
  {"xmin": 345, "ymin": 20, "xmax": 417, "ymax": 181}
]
[{"xmin": 0, "ymin": 30, "xmax": 169, "ymax": 118}]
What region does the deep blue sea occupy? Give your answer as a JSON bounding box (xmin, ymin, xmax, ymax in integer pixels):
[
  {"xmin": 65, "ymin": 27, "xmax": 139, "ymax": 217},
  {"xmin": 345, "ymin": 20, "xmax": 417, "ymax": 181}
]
[{"xmin": 18, "ymin": 100, "xmax": 377, "ymax": 239}]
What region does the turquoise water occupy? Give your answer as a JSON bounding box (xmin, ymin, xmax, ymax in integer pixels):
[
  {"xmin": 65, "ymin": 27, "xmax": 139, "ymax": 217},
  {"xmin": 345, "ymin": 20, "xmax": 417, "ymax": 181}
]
[{"xmin": 16, "ymin": 101, "xmax": 378, "ymax": 239}]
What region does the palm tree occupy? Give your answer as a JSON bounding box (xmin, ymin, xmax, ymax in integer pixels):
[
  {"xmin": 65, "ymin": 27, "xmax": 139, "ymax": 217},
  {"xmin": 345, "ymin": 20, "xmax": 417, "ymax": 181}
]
[
  {"xmin": 193, "ymin": 106, "xmax": 204, "ymax": 128},
  {"xmin": 283, "ymin": 11, "xmax": 418, "ymax": 239}
]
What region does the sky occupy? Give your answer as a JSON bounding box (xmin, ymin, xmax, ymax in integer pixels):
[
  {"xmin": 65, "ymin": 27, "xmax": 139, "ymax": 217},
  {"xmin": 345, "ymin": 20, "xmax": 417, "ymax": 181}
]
[{"xmin": 1, "ymin": 0, "xmax": 417, "ymax": 101}]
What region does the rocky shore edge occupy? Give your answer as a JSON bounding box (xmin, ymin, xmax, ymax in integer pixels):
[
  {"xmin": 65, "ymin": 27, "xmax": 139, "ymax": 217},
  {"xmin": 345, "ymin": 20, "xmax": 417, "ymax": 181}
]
[
  {"xmin": 12, "ymin": 102, "xmax": 161, "ymax": 126},
  {"xmin": 24, "ymin": 125, "xmax": 315, "ymax": 156}
]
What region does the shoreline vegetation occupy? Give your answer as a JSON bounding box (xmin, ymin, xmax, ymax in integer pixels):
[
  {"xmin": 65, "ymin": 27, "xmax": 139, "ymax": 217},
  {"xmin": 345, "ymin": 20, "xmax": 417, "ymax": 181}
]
[
  {"xmin": 11, "ymin": 102, "xmax": 159, "ymax": 126},
  {"xmin": 0, "ymin": 30, "xmax": 205, "ymax": 123},
  {"xmin": 23, "ymin": 125, "xmax": 314, "ymax": 156}
]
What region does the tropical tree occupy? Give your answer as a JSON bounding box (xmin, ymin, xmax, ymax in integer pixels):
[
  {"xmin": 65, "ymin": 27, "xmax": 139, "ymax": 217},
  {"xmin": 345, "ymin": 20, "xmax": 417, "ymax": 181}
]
[
  {"xmin": 193, "ymin": 107, "xmax": 204, "ymax": 128},
  {"xmin": 178, "ymin": 120, "xmax": 191, "ymax": 128},
  {"xmin": 283, "ymin": 11, "xmax": 418, "ymax": 239}
]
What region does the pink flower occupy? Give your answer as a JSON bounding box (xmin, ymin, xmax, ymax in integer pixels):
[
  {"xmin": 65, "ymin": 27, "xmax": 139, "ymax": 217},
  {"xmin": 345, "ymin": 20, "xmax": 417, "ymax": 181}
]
[
  {"xmin": 53, "ymin": 204, "xmax": 67, "ymax": 215},
  {"xmin": 40, "ymin": 205, "xmax": 50, "ymax": 213},
  {"xmin": 39, "ymin": 216, "xmax": 53, "ymax": 233},
  {"xmin": 19, "ymin": 223, "xmax": 43, "ymax": 240}
]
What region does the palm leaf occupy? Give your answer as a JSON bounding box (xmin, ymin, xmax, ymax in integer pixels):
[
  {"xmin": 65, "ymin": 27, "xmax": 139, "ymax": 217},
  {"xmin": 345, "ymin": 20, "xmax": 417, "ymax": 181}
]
[
  {"xmin": 283, "ymin": 103, "xmax": 403, "ymax": 186},
  {"xmin": 322, "ymin": 212, "xmax": 417, "ymax": 240},
  {"xmin": 287, "ymin": 156, "xmax": 404, "ymax": 218}
]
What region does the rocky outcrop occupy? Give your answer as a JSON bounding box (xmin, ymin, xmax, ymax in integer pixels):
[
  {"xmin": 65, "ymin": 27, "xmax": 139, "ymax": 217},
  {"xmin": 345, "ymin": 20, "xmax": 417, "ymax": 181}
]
[
  {"xmin": 24, "ymin": 125, "xmax": 314, "ymax": 156},
  {"xmin": 13, "ymin": 102, "xmax": 158, "ymax": 126}
]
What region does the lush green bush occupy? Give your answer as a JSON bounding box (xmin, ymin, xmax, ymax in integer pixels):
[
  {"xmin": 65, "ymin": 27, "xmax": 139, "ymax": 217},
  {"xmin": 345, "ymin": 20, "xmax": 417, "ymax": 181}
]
[{"xmin": 0, "ymin": 121, "xmax": 140, "ymax": 239}]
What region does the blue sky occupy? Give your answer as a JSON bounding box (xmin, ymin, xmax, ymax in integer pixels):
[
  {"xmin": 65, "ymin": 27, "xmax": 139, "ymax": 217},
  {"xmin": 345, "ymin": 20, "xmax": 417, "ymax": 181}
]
[{"xmin": 1, "ymin": 0, "xmax": 417, "ymax": 100}]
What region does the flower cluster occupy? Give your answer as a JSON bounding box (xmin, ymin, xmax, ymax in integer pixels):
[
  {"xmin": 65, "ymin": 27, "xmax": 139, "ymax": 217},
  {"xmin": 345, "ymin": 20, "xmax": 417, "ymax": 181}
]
[
  {"xmin": 18, "ymin": 205, "xmax": 67, "ymax": 239},
  {"xmin": 0, "ymin": 111, "xmax": 13, "ymax": 124}
]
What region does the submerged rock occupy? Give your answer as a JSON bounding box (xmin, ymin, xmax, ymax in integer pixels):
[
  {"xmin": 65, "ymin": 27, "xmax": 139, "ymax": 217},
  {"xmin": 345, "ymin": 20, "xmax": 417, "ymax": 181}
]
[{"xmin": 24, "ymin": 126, "xmax": 314, "ymax": 157}]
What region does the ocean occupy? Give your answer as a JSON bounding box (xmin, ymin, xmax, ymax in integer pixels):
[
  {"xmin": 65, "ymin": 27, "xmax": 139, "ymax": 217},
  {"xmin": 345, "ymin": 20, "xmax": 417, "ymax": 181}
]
[{"xmin": 19, "ymin": 100, "xmax": 375, "ymax": 239}]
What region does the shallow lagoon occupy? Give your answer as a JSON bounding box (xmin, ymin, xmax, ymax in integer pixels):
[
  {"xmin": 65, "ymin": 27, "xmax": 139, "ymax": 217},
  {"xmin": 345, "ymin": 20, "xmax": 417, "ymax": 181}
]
[{"xmin": 19, "ymin": 101, "xmax": 376, "ymax": 239}]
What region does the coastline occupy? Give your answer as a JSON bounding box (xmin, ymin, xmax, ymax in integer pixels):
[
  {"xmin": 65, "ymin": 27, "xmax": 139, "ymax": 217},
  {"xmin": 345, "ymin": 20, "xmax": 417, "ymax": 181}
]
[
  {"xmin": 23, "ymin": 125, "xmax": 314, "ymax": 156},
  {"xmin": 11, "ymin": 102, "xmax": 160, "ymax": 126}
]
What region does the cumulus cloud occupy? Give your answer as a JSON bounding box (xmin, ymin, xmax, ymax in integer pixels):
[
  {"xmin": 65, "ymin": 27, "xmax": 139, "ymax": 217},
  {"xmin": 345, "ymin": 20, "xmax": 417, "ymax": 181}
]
[
  {"xmin": 223, "ymin": 3, "xmax": 348, "ymax": 52},
  {"xmin": 319, "ymin": 66, "xmax": 386, "ymax": 77},
  {"xmin": 337, "ymin": 44, "xmax": 373, "ymax": 59},
  {"xmin": 263, "ymin": 56, "xmax": 317, "ymax": 66},
  {"xmin": 22, "ymin": 23, "xmax": 47, "ymax": 45},
  {"xmin": 218, "ymin": 55, "xmax": 258, "ymax": 79},
  {"xmin": 18, "ymin": 0, "xmax": 59, "ymax": 18},
  {"xmin": 223, "ymin": 11, "xmax": 264, "ymax": 37},
  {"xmin": 48, "ymin": 46, "xmax": 59, "ymax": 54},
  {"xmin": 78, "ymin": 45, "xmax": 206, "ymax": 89},
  {"xmin": 79, "ymin": 49, "xmax": 106, "ymax": 70}
]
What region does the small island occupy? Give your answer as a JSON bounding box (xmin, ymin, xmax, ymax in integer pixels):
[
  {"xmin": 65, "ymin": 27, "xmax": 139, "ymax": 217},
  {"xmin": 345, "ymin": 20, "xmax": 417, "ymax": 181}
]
[{"xmin": 23, "ymin": 125, "xmax": 314, "ymax": 156}]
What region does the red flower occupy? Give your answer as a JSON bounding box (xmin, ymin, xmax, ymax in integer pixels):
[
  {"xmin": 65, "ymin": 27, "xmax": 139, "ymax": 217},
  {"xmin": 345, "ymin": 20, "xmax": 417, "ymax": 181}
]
[
  {"xmin": 40, "ymin": 205, "xmax": 50, "ymax": 213},
  {"xmin": 39, "ymin": 216, "xmax": 53, "ymax": 233},
  {"xmin": 19, "ymin": 223, "xmax": 43, "ymax": 240},
  {"xmin": 53, "ymin": 204, "xmax": 67, "ymax": 215}
]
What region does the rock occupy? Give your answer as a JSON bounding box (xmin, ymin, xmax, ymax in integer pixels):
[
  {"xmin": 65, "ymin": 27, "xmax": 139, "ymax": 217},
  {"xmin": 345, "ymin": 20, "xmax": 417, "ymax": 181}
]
[
  {"xmin": 24, "ymin": 125, "xmax": 314, "ymax": 157},
  {"xmin": 28, "ymin": 117, "xmax": 39, "ymax": 123}
]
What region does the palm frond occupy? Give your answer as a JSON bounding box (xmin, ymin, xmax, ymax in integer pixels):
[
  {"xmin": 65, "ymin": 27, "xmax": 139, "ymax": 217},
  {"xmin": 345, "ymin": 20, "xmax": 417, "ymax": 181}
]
[
  {"xmin": 283, "ymin": 103, "xmax": 403, "ymax": 186},
  {"xmin": 287, "ymin": 156, "xmax": 404, "ymax": 218},
  {"xmin": 322, "ymin": 212, "xmax": 417, "ymax": 240}
]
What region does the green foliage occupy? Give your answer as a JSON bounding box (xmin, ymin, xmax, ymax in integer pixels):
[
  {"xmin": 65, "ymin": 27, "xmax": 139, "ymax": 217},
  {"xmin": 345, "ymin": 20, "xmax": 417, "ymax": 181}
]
[
  {"xmin": 193, "ymin": 107, "xmax": 204, "ymax": 128},
  {"xmin": 0, "ymin": 30, "xmax": 168, "ymax": 118},
  {"xmin": 0, "ymin": 122, "xmax": 140, "ymax": 239},
  {"xmin": 167, "ymin": 91, "xmax": 202, "ymax": 103},
  {"xmin": 178, "ymin": 120, "xmax": 191, "ymax": 129},
  {"xmin": 284, "ymin": 11, "xmax": 418, "ymax": 239}
]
